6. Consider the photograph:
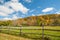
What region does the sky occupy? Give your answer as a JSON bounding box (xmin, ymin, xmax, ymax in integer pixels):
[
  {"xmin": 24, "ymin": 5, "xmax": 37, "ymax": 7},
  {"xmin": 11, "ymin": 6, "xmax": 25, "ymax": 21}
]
[{"xmin": 0, "ymin": 0, "xmax": 60, "ymax": 20}]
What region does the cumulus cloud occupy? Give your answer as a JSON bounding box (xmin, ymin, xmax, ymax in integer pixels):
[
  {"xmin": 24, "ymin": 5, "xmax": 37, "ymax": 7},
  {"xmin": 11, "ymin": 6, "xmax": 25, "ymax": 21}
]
[
  {"xmin": 0, "ymin": 5, "xmax": 14, "ymax": 14},
  {"xmin": 3, "ymin": 18, "xmax": 12, "ymax": 20},
  {"xmin": 56, "ymin": 11, "xmax": 60, "ymax": 14},
  {"xmin": 24, "ymin": 0, "xmax": 32, "ymax": 3},
  {"xmin": 32, "ymin": 14, "xmax": 35, "ymax": 16},
  {"xmin": 12, "ymin": 15, "xmax": 18, "ymax": 20},
  {"xmin": 0, "ymin": 12, "xmax": 8, "ymax": 16},
  {"xmin": 42, "ymin": 7, "xmax": 54, "ymax": 12},
  {"xmin": 0, "ymin": 0, "xmax": 29, "ymax": 17},
  {"xmin": 5, "ymin": 0, "xmax": 29, "ymax": 14},
  {"xmin": 2, "ymin": 15, "xmax": 19, "ymax": 20},
  {"xmin": 11, "ymin": 0, "xmax": 19, "ymax": 2}
]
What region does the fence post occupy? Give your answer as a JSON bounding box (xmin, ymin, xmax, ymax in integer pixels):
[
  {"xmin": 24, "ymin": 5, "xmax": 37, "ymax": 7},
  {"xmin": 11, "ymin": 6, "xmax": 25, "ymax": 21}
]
[
  {"xmin": 0, "ymin": 26, "xmax": 2, "ymax": 32},
  {"xmin": 20, "ymin": 26, "xmax": 22, "ymax": 35},
  {"xmin": 42, "ymin": 23, "xmax": 44, "ymax": 40}
]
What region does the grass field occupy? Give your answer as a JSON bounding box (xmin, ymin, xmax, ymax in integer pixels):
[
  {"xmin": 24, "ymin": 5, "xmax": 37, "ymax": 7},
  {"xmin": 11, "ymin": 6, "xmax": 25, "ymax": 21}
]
[
  {"xmin": 0, "ymin": 33, "xmax": 31, "ymax": 40},
  {"xmin": 0, "ymin": 26, "xmax": 60, "ymax": 40}
]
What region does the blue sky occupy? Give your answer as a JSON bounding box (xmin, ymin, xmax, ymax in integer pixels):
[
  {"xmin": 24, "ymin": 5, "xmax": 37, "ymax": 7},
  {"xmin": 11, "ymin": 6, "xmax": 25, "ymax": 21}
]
[{"xmin": 0, "ymin": 0, "xmax": 60, "ymax": 20}]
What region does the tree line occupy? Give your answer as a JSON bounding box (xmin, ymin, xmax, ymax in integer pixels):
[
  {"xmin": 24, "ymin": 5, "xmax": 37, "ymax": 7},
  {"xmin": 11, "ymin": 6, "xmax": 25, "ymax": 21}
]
[{"xmin": 0, "ymin": 14, "xmax": 60, "ymax": 26}]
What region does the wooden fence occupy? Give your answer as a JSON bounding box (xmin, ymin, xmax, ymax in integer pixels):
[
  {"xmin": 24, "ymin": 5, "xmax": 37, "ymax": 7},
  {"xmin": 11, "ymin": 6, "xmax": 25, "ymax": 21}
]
[{"xmin": 0, "ymin": 26, "xmax": 60, "ymax": 40}]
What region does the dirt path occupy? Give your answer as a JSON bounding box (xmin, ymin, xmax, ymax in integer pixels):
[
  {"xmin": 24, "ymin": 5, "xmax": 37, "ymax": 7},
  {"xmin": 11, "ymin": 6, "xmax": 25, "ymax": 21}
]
[{"xmin": 0, "ymin": 33, "xmax": 32, "ymax": 40}]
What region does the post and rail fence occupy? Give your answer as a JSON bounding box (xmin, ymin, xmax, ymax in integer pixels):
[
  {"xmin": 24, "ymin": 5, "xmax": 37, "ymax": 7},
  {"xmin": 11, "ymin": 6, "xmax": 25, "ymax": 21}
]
[{"xmin": 0, "ymin": 26, "xmax": 60, "ymax": 40}]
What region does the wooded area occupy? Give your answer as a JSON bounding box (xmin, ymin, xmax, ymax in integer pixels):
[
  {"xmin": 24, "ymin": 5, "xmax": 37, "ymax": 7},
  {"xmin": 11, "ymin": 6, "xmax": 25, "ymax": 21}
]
[{"xmin": 0, "ymin": 14, "xmax": 60, "ymax": 26}]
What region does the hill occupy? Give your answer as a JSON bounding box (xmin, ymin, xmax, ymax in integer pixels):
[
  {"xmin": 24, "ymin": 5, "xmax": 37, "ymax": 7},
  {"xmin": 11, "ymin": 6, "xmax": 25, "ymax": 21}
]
[{"xmin": 0, "ymin": 14, "xmax": 60, "ymax": 26}]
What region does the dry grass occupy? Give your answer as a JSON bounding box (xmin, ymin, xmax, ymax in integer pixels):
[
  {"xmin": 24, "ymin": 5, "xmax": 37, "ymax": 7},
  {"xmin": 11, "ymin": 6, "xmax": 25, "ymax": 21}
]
[{"xmin": 0, "ymin": 33, "xmax": 32, "ymax": 40}]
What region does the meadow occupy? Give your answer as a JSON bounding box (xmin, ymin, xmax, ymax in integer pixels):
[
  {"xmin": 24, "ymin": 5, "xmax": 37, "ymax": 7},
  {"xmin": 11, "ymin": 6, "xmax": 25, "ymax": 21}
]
[{"xmin": 0, "ymin": 26, "xmax": 60, "ymax": 40}]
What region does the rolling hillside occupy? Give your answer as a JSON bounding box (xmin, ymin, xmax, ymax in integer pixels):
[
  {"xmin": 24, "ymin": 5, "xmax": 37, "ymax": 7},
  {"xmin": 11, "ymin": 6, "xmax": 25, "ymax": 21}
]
[{"xmin": 0, "ymin": 14, "xmax": 60, "ymax": 26}]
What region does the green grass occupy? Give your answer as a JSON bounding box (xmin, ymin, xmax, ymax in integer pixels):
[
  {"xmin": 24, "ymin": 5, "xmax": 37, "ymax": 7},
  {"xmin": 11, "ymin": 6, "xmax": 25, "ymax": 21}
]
[{"xmin": 0, "ymin": 26, "xmax": 60, "ymax": 40}]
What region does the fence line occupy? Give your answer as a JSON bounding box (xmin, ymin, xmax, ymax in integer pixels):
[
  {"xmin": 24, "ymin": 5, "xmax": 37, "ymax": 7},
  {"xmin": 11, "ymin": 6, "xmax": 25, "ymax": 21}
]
[{"xmin": 0, "ymin": 26, "xmax": 60, "ymax": 40}]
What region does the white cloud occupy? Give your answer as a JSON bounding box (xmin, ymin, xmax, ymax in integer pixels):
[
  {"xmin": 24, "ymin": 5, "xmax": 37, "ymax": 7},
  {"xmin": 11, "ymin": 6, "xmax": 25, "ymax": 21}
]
[
  {"xmin": 24, "ymin": 0, "xmax": 32, "ymax": 3},
  {"xmin": 0, "ymin": 12, "xmax": 8, "ymax": 16},
  {"xmin": 2, "ymin": 15, "xmax": 19, "ymax": 20},
  {"xmin": 0, "ymin": 5, "xmax": 14, "ymax": 14},
  {"xmin": 4, "ymin": 1, "xmax": 29, "ymax": 14},
  {"xmin": 3, "ymin": 18, "xmax": 12, "ymax": 20},
  {"xmin": 37, "ymin": 13, "xmax": 46, "ymax": 16},
  {"xmin": 19, "ymin": 17, "xmax": 22, "ymax": 18},
  {"xmin": 29, "ymin": 10, "xmax": 35, "ymax": 12},
  {"xmin": 38, "ymin": 14, "xmax": 43, "ymax": 16},
  {"xmin": 56, "ymin": 11, "xmax": 60, "ymax": 14},
  {"xmin": 12, "ymin": 15, "xmax": 18, "ymax": 20},
  {"xmin": 32, "ymin": 14, "xmax": 35, "ymax": 16},
  {"xmin": 11, "ymin": 0, "xmax": 19, "ymax": 2},
  {"xmin": 0, "ymin": 0, "xmax": 29, "ymax": 16},
  {"xmin": 42, "ymin": 7, "xmax": 54, "ymax": 12}
]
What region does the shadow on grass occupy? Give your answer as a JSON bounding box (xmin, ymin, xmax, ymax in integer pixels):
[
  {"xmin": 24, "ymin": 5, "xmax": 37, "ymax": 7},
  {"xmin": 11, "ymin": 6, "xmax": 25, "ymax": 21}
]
[{"xmin": 19, "ymin": 33, "xmax": 51, "ymax": 40}]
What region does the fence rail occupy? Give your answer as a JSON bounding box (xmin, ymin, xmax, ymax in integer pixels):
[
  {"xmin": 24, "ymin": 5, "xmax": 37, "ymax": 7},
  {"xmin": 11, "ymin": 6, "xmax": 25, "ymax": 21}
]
[{"xmin": 0, "ymin": 26, "xmax": 60, "ymax": 40}]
